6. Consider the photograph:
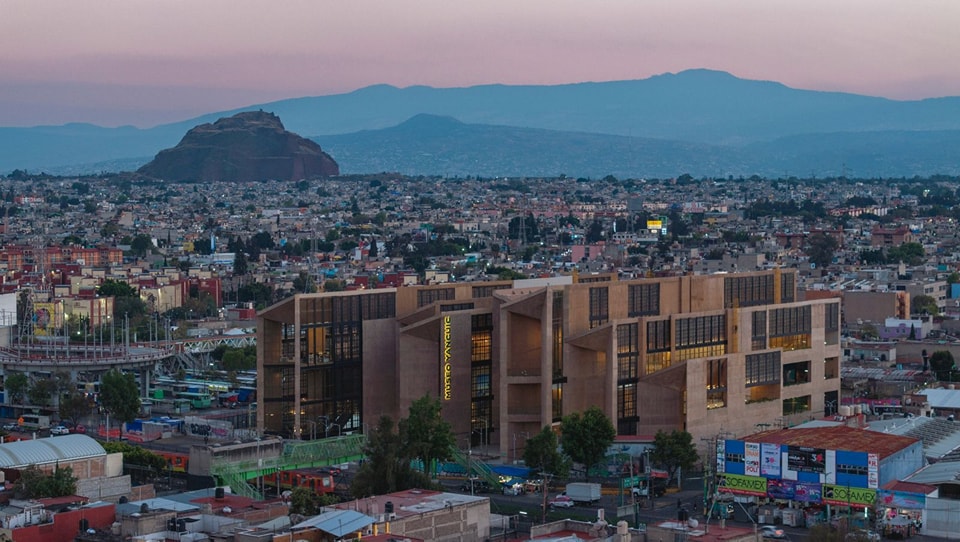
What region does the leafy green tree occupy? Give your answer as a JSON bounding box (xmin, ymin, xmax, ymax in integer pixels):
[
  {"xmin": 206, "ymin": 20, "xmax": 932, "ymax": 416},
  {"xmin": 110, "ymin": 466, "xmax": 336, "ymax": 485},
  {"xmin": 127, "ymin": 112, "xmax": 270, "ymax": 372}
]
[
  {"xmin": 887, "ymin": 241, "xmax": 925, "ymax": 266},
  {"xmin": 913, "ymin": 294, "xmax": 939, "ymax": 316},
  {"xmin": 17, "ymin": 464, "xmax": 77, "ymax": 498},
  {"xmin": 233, "ymin": 251, "xmax": 249, "ymax": 276},
  {"xmin": 560, "ymin": 406, "xmax": 616, "ymax": 478},
  {"xmin": 4, "ymin": 372, "xmax": 28, "ymax": 404},
  {"xmin": 100, "ymin": 369, "xmax": 140, "ymax": 424},
  {"xmin": 97, "ymin": 279, "xmax": 138, "ymax": 298},
  {"xmin": 27, "ymin": 378, "xmax": 57, "ymax": 407},
  {"xmin": 650, "ymin": 430, "xmax": 699, "ymax": 487},
  {"xmin": 399, "ymin": 395, "xmax": 456, "ymax": 476},
  {"xmin": 523, "ymin": 426, "xmax": 571, "ymax": 478},
  {"xmin": 292, "ymin": 271, "xmax": 317, "ymax": 293},
  {"xmin": 805, "ymin": 232, "xmax": 838, "ymax": 269},
  {"xmin": 130, "ymin": 234, "xmax": 153, "ymax": 258},
  {"xmin": 290, "ymin": 486, "xmax": 320, "ymax": 515},
  {"xmin": 102, "ymin": 442, "xmax": 168, "ymax": 474},
  {"xmin": 59, "ymin": 390, "xmax": 94, "ymax": 426},
  {"xmin": 947, "ymin": 271, "xmax": 960, "ymax": 285},
  {"xmin": 351, "ymin": 415, "xmax": 432, "ymax": 497},
  {"xmin": 930, "ymin": 351, "xmax": 958, "ymax": 382}
]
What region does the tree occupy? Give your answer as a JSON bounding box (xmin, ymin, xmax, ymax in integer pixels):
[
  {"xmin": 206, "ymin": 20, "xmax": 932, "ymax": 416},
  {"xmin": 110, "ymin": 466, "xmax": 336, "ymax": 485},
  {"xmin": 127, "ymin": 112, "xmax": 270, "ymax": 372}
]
[
  {"xmin": 102, "ymin": 441, "xmax": 168, "ymax": 474},
  {"xmin": 560, "ymin": 406, "xmax": 616, "ymax": 478},
  {"xmin": 351, "ymin": 415, "xmax": 432, "ymax": 497},
  {"xmin": 523, "ymin": 426, "xmax": 571, "ymax": 478},
  {"xmin": 4, "ymin": 372, "xmax": 28, "ymax": 404},
  {"xmin": 60, "ymin": 390, "xmax": 94, "ymax": 425},
  {"xmin": 913, "ymin": 294, "xmax": 939, "ymax": 316},
  {"xmin": 292, "ymin": 271, "xmax": 317, "ymax": 293},
  {"xmin": 805, "ymin": 232, "xmax": 838, "ymax": 269},
  {"xmin": 100, "ymin": 369, "xmax": 140, "ymax": 424},
  {"xmin": 17, "ymin": 464, "xmax": 77, "ymax": 499},
  {"xmin": 26, "ymin": 378, "xmax": 57, "ymax": 407},
  {"xmin": 399, "ymin": 395, "xmax": 456, "ymax": 477},
  {"xmin": 930, "ymin": 351, "xmax": 957, "ymax": 381},
  {"xmin": 97, "ymin": 279, "xmax": 138, "ymax": 298},
  {"xmin": 130, "ymin": 234, "xmax": 153, "ymax": 258},
  {"xmin": 233, "ymin": 251, "xmax": 249, "ymax": 276},
  {"xmin": 650, "ymin": 429, "xmax": 699, "ymax": 487}
]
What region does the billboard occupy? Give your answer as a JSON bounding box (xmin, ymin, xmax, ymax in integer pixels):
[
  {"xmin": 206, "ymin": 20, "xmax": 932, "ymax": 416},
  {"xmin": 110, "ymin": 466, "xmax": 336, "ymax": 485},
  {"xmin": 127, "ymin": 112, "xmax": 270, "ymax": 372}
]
[
  {"xmin": 745, "ymin": 442, "xmax": 761, "ymax": 476},
  {"xmin": 761, "ymin": 442, "xmax": 781, "ymax": 477},
  {"xmin": 822, "ymin": 484, "xmax": 875, "ymax": 508},
  {"xmin": 647, "ymin": 220, "xmax": 663, "ymax": 231},
  {"xmin": 717, "ymin": 473, "xmax": 767, "ymax": 496},
  {"xmin": 787, "ymin": 445, "xmax": 826, "ymax": 473},
  {"xmin": 876, "ymin": 489, "xmax": 925, "ymax": 509},
  {"xmin": 767, "ymin": 479, "xmax": 822, "ymax": 502}
]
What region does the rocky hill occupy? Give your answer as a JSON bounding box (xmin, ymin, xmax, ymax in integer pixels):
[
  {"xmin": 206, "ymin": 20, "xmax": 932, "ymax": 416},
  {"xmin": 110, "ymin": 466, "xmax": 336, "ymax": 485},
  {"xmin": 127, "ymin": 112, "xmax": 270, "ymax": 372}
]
[{"xmin": 137, "ymin": 111, "xmax": 338, "ymax": 181}]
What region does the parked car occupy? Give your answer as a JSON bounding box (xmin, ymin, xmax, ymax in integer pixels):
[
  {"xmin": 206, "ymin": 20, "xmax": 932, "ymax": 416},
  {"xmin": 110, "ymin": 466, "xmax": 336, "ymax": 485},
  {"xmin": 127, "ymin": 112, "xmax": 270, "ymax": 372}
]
[
  {"xmin": 460, "ymin": 478, "xmax": 492, "ymax": 493},
  {"xmin": 548, "ymin": 495, "xmax": 575, "ymax": 508},
  {"xmin": 759, "ymin": 525, "xmax": 787, "ymax": 539},
  {"xmin": 50, "ymin": 425, "xmax": 70, "ymax": 436},
  {"xmin": 0, "ymin": 422, "xmax": 18, "ymax": 431}
]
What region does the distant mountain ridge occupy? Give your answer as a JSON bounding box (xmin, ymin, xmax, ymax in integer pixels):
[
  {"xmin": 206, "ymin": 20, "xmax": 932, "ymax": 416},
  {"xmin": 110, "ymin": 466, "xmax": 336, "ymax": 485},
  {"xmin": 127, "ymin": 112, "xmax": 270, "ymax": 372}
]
[{"xmin": 2, "ymin": 69, "xmax": 960, "ymax": 177}]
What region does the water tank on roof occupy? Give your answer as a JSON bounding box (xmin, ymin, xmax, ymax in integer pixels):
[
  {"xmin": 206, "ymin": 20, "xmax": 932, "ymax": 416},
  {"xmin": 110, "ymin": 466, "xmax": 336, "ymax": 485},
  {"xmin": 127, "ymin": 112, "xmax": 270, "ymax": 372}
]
[
  {"xmin": 385, "ymin": 501, "xmax": 394, "ymax": 515},
  {"xmin": 839, "ymin": 406, "xmax": 853, "ymax": 416},
  {"xmin": 215, "ymin": 487, "xmax": 225, "ymax": 499}
]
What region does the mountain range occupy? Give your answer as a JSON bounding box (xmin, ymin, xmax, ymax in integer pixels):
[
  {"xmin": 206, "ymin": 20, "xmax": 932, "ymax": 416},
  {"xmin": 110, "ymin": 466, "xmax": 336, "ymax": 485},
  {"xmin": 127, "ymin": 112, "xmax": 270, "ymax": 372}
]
[{"xmin": 3, "ymin": 69, "xmax": 959, "ymax": 178}]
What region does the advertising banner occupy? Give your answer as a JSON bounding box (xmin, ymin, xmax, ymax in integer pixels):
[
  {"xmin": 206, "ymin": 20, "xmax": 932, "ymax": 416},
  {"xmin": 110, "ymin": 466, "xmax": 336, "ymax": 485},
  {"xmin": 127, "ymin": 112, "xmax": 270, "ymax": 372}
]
[
  {"xmin": 822, "ymin": 484, "xmax": 876, "ymax": 508},
  {"xmin": 716, "ymin": 439, "xmax": 726, "ymax": 474},
  {"xmin": 718, "ymin": 473, "xmax": 768, "ymax": 496},
  {"xmin": 794, "ymin": 482, "xmax": 822, "ymax": 503},
  {"xmin": 876, "ymin": 489, "xmax": 926, "ymax": 509},
  {"xmin": 868, "ymin": 453, "xmax": 879, "ymax": 489},
  {"xmin": 766, "ymin": 478, "xmax": 795, "ymax": 500},
  {"xmin": 787, "ymin": 445, "xmax": 826, "ymax": 473},
  {"xmin": 745, "ymin": 442, "xmax": 761, "ymax": 476},
  {"xmin": 761, "ymin": 442, "xmax": 781, "ymax": 477}
]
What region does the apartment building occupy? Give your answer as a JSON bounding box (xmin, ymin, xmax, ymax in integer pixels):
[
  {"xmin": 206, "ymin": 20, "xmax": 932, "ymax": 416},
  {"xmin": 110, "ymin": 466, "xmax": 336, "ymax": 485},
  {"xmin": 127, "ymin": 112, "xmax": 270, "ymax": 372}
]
[{"xmin": 257, "ymin": 269, "xmax": 842, "ymax": 457}]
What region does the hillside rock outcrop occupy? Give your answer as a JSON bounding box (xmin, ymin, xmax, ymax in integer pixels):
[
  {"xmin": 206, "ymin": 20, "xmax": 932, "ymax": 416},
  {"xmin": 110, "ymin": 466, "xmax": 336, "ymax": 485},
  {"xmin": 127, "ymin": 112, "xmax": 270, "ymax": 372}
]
[{"xmin": 138, "ymin": 111, "xmax": 338, "ymax": 181}]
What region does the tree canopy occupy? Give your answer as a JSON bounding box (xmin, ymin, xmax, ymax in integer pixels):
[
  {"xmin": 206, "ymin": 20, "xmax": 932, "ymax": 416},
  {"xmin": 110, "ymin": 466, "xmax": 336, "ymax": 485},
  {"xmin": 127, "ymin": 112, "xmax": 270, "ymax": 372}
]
[
  {"xmin": 560, "ymin": 406, "xmax": 616, "ymax": 477},
  {"xmin": 100, "ymin": 369, "xmax": 140, "ymax": 423},
  {"xmin": 650, "ymin": 429, "xmax": 699, "ymax": 486},
  {"xmin": 930, "ymin": 351, "xmax": 958, "ymax": 382},
  {"xmin": 350, "ymin": 415, "xmax": 433, "ymax": 497},
  {"xmin": 17, "ymin": 464, "xmax": 77, "ymax": 499},
  {"xmin": 522, "ymin": 426, "xmax": 570, "ymax": 479},
  {"xmin": 398, "ymin": 395, "xmax": 456, "ymax": 476}
]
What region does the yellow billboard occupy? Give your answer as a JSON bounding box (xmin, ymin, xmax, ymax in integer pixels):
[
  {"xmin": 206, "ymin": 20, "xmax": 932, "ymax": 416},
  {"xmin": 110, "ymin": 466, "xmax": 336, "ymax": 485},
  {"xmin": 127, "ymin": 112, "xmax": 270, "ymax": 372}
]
[{"xmin": 647, "ymin": 220, "xmax": 663, "ymax": 230}]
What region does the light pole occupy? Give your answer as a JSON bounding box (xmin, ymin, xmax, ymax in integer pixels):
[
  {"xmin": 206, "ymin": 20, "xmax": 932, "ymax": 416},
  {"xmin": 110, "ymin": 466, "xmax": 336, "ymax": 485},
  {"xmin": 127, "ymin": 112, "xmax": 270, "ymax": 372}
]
[
  {"xmin": 326, "ymin": 423, "xmax": 341, "ymax": 438},
  {"xmin": 304, "ymin": 420, "xmax": 317, "ymax": 440}
]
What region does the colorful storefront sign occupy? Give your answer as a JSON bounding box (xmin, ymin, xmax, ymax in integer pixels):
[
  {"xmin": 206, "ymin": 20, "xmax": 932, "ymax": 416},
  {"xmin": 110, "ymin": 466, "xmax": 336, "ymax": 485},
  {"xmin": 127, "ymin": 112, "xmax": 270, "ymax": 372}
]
[
  {"xmin": 822, "ymin": 484, "xmax": 876, "ymax": 508},
  {"xmin": 745, "ymin": 442, "xmax": 761, "ymax": 476},
  {"xmin": 876, "ymin": 489, "xmax": 926, "ymax": 509},
  {"xmin": 718, "ymin": 473, "xmax": 767, "ymax": 496},
  {"xmin": 766, "ymin": 479, "xmax": 822, "ymax": 503},
  {"xmin": 761, "ymin": 442, "xmax": 781, "ymax": 477}
]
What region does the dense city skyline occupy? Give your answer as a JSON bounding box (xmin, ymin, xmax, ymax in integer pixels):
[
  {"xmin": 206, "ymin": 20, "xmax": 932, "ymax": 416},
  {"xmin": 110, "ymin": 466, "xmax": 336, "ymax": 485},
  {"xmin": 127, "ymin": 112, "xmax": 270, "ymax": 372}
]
[{"xmin": 1, "ymin": 0, "xmax": 958, "ymax": 127}]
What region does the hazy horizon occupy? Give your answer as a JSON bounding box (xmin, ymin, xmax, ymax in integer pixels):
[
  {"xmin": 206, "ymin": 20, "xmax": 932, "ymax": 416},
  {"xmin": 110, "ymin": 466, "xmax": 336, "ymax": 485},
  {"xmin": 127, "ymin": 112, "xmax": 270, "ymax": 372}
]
[{"xmin": 2, "ymin": 0, "xmax": 958, "ymax": 128}]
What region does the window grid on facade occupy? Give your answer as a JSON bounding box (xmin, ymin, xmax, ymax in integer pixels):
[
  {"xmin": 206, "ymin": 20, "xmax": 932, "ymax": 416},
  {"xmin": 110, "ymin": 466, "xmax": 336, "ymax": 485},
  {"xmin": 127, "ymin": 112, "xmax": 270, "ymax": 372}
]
[
  {"xmin": 628, "ymin": 283, "xmax": 660, "ymax": 317},
  {"xmin": 782, "ymin": 395, "xmax": 811, "ymax": 415},
  {"xmin": 783, "ymin": 360, "xmax": 811, "ymax": 386},
  {"xmin": 472, "ymin": 284, "xmax": 510, "ymax": 298},
  {"xmin": 471, "ymin": 312, "xmax": 494, "ymax": 441},
  {"xmin": 706, "ymin": 358, "xmax": 727, "ymax": 409},
  {"xmin": 417, "ymin": 288, "xmax": 455, "ymax": 307},
  {"xmin": 618, "ymin": 383, "xmax": 638, "ymax": 423},
  {"xmin": 553, "ymin": 291, "xmax": 564, "ymax": 378},
  {"xmin": 676, "ymin": 315, "xmax": 727, "ymax": 348},
  {"xmin": 825, "ymin": 302, "xmax": 840, "ymax": 346},
  {"xmin": 745, "ymin": 351, "xmax": 781, "ymax": 387},
  {"xmin": 617, "ymin": 323, "xmax": 639, "ymax": 381},
  {"xmin": 552, "ymin": 383, "xmax": 563, "ymax": 422},
  {"xmin": 441, "ymin": 302, "xmax": 475, "ymax": 312},
  {"xmin": 724, "ymin": 275, "xmax": 775, "ymax": 308},
  {"xmin": 769, "ymin": 305, "xmax": 812, "ymax": 350},
  {"xmin": 752, "ymin": 310, "xmax": 767, "ymax": 351},
  {"xmin": 781, "ymin": 272, "xmax": 796, "ymax": 303},
  {"xmin": 645, "ymin": 319, "xmax": 672, "ymax": 373},
  {"xmin": 589, "ymin": 287, "xmax": 609, "ymax": 328}
]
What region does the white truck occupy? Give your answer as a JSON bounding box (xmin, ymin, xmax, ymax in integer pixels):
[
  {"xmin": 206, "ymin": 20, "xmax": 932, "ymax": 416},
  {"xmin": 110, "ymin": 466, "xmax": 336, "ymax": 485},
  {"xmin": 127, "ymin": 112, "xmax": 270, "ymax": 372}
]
[{"xmin": 564, "ymin": 482, "xmax": 601, "ymax": 503}]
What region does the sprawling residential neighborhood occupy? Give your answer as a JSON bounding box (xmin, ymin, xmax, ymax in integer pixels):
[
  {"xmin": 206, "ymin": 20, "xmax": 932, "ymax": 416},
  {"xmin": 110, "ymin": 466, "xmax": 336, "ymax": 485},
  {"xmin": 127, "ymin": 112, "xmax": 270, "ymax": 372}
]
[{"xmin": 2, "ymin": 172, "xmax": 960, "ymax": 541}]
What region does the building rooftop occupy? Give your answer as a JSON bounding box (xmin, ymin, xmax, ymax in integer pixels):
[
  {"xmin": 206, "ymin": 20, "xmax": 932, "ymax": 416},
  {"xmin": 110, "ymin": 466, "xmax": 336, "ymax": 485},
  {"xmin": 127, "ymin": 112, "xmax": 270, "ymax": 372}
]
[
  {"xmin": 0, "ymin": 434, "xmax": 105, "ymax": 468},
  {"xmin": 743, "ymin": 425, "xmax": 918, "ymax": 459}
]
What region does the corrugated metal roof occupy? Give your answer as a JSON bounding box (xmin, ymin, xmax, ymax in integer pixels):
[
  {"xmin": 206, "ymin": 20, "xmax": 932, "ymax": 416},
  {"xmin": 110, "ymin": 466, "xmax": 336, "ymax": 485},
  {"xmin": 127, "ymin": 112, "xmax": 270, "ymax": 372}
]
[
  {"xmin": 743, "ymin": 425, "xmax": 919, "ymax": 459},
  {"xmin": 0, "ymin": 434, "xmax": 105, "ymax": 468},
  {"xmin": 919, "ymin": 389, "xmax": 960, "ymax": 410},
  {"xmin": 292, "ymin": 509, "xmax": 373, "ymax": 536}
]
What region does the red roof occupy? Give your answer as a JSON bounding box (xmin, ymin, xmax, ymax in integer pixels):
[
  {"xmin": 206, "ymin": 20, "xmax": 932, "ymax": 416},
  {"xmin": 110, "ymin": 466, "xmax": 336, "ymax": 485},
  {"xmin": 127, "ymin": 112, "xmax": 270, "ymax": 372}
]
[{"xmin": 741, "ymin": 425, "xmax": 918, "ymax": 459}]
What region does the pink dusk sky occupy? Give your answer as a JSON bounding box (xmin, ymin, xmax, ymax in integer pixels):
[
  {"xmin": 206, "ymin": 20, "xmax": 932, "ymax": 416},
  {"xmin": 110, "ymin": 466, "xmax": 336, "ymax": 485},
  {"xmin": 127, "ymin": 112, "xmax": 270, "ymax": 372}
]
[{"xmin": 1, "ymin": 0, "xmax": 958, "ymax": 128}]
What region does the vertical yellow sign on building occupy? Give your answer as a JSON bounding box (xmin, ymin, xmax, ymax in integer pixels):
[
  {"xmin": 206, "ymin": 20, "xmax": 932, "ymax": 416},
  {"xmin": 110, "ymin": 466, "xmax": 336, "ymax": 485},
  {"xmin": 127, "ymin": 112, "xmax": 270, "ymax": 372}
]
[{"xmin": 442, "ymin": 316, "xmax": 452, "ymax": 400}]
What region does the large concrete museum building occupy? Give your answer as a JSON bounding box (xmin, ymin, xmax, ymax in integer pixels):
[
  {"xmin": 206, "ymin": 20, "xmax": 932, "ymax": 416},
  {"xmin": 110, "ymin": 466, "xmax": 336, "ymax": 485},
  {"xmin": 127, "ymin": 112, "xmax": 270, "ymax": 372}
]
[{"xmin": 256, "ymin": 269, "xmax": 841, "ymax": 457}]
